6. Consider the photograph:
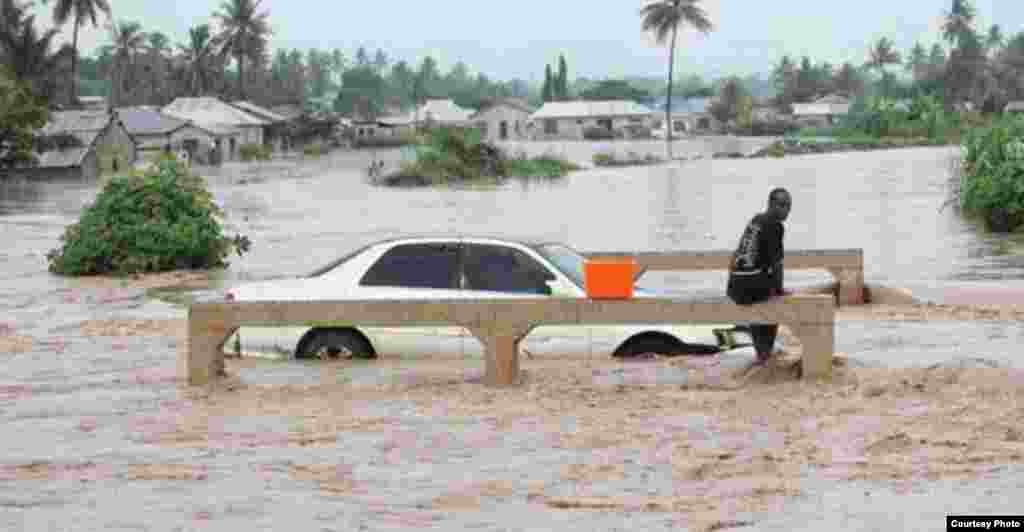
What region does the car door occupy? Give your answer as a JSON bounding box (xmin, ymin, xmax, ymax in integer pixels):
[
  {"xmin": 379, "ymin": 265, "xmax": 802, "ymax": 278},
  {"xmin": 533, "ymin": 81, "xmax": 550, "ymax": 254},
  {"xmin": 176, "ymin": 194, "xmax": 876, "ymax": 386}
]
[
  {"xmin": 353, "ymin": 241, "xmax": 463, "ymax": 353},
  {"xmin": 460, "ymin": 243, "xmax": 590, "ymax": 346}
]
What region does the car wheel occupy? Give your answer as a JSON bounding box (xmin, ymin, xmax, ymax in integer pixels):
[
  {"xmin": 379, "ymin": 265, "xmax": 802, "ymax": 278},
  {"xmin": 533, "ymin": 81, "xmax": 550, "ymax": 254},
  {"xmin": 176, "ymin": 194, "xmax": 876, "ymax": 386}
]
[
  {"xmin": 612, "ymin": 334, "xmax": 720, "ymax": 359},
  {"xmin": 299, "ymin": 329, "xmax": 376, "ymax": 360}
]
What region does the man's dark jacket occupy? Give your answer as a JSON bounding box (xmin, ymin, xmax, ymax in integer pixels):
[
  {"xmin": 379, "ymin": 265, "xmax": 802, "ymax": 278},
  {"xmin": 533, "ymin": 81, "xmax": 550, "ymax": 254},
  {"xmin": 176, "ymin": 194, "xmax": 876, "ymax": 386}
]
[{"xmin": 727, "ymin": 212, "xmax": 784, "ymax": 305}]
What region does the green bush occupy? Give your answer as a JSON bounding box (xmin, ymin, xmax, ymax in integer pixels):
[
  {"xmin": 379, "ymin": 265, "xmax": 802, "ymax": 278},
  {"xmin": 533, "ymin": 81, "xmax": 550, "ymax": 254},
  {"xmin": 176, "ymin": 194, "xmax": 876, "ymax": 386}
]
[
  {"xmin": 303, "ymin": 143, "xmax": 327, "ymax": 156},
  {"xmin": 45, "ymin": 158, "xmax": 251, "ymax": 275},
  {"xmin": 238, "ymin": 143, "xmax": 270, "ymax": 161},
  {"xmin": 353, "ymin": 134, "xmax": 417, "ymax": 148},
  {"xmin": 957, "ymin": 121, "xmax": 1024, "ymax": 231},
  {"xmin": 593, "ymin": 152, "xmax": 615, "ymax": 166}
]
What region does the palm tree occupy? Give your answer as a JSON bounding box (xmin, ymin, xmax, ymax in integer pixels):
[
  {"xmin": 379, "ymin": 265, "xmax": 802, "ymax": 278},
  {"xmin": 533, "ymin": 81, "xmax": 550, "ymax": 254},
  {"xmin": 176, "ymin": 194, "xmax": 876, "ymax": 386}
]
[
  {"xmin": 214, "ymin": 0, "xmax": 271, "ymax": 100},
  {"xmin": 905, "ymin": 42, "xmax": 927, "ymax": 83},
  {"xmin": 640, "ymin": 0, "xmax": 713, "ymax": 160},
  {"xmin": 50, "ymin": 0, "xmax": 111, "ymax": 106},
  {"xmin": 178, "ymin": 24, "xmax": 216, "ymax": 97},
  {"xmin": 942, "ymin": 0, "xmax": 976, "ymax": 48},
  {"xmin": 865, "ymin": 37, "xmax": 901, "ymax": 99},
  {"xmin": 0, "ymin": 8, "xmax": 73, "ymax": 102},
  {"xmin": 985, "ymin": 24, "xmax": 1004, "ymax": 56},
  {"xmin": 107, "ymin": 20, "xmax": 146, "ymax": 107}
]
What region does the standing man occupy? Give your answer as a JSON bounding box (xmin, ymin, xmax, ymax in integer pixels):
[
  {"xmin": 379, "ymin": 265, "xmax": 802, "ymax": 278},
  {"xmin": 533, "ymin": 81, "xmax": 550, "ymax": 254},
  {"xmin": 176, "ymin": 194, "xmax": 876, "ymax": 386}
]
[{"xmin": 727, "ymin": 188, "xmax": 793, "ymax": 365}]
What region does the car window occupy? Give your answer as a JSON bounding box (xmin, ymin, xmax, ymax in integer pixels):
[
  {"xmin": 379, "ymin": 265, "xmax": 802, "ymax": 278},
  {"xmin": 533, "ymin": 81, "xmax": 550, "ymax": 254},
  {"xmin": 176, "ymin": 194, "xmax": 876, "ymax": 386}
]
[
  {"xmin": 463, "ymin": 244, "xmax": 553, "ymax": 294},
  {"xmin": 534, "ymin": 244, "xmax": 586, "ymax": 288},
  {"xmin": 360, "ymin": 243, "xmax": 460, "ymax": 289},
  {"xmin": 306, "ymin": 242, "xmax": 376, "ymax": 278}
]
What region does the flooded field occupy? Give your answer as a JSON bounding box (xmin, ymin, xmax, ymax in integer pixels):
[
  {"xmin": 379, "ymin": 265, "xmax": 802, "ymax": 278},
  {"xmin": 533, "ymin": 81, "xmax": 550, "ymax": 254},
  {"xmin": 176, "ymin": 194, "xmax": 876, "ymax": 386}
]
[{"xmin": 2, "ymin": 138, "xmax": 1023, "ymax": 530}]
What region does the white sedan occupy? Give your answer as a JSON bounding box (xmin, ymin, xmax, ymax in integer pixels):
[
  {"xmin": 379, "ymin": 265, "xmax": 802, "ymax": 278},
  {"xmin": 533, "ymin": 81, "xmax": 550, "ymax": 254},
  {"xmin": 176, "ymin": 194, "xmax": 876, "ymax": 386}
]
[{"xmin": 225, "ymin": 236, "xmax": 748, "ymax": 359}]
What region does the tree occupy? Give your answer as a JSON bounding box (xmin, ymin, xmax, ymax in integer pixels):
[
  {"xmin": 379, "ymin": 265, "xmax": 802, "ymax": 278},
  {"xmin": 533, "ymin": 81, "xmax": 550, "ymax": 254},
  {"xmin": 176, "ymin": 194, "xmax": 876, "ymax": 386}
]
[
  {"xmin": 771, "ymin": 54, "xmax": 798, "ymax": 109},
  {"xmin": 832, "ymin": 62, "xmax": 863, "ymax": 97},
  {"xmin": 179, "ymin": 24, "xmax": 216, "ymax": 96},
  {"xmin": 330, "ymin": 49, "xmax": 346, "ymax": 86},
  {"xmin": 708, "ymin": 76, "xmax": 749, "ymax": 125},
  {"xmin": 865, "ymin": 36, "xmax": 901, "ymax": 98},
  {"xmin": 942, "ymin": 0, "xmax": 976, "ymax": 49},
  {"xmin": 556, "ymin": 53, "xmax": 568, "ymax": 100},
  {"xmin": 906, "ymin": 42, "xmax": 928, "ymax": 82},
  {"xmin": 355, "ymin": 46, "xmax": 369, "ymax": 67},
  {"xmin": 107, "ymin": 20, "xmax": 146, "ymax": 106},
  {"xmin": 0, "ymin": 7, "xmax": 73, "ymax": 102},
  {"xmin": 985, "ymin": 24, "xmax": 1004, "ymax": 56},
  {"xmin": 1, "ymin": 67, "xmax": 49, "ymax": 170},
  {"xmin": 542, "ymin": 63, "xmax": 553, "ymax": 102},
  {"xmin": 579, "ymin": 79, "xmax": 651, "ymax": 101},
  {"xmin": 640, "ymin": 0, "xmax": 713, "ymax": 159},
  {"xmin": 372, "ymin": 48, "xmax": 388, "ymax": 74},
  {"xmin": 50, "ymin": 0, "xmax": 111, "ymax": 106},
  {"xmin": 214, "ymin": 0, "xmax": 271, "ymax": 100}
]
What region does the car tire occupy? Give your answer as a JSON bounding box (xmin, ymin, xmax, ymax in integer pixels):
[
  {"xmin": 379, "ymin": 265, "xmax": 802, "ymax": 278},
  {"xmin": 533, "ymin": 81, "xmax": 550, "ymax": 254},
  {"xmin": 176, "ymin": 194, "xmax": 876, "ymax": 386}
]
[
  {"xmin": 299, "ymin": 329, "xmax": 376, "ymax": 360},
  {"xmin": 612, "ymin": 334, "xmax": 720, "ymax": 359}
]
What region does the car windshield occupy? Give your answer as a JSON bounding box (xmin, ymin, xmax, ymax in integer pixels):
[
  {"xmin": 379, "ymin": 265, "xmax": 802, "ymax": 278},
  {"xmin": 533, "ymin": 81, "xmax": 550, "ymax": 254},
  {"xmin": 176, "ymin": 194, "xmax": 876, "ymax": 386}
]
[
  {"xmin": 305, "ymin": 242, "xmax": 375, "ymax": 278},
  {"xmin": 534, "ymin": 243, "xmax": 586, "ymax": 288}
]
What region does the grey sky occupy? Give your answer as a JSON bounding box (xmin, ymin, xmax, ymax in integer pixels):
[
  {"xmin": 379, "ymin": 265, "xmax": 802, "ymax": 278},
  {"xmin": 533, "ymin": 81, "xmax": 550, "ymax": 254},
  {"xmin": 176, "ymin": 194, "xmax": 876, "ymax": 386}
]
[{"xmin": 29, "ymin": 0, "xmax": 1022, "ymax": 82}]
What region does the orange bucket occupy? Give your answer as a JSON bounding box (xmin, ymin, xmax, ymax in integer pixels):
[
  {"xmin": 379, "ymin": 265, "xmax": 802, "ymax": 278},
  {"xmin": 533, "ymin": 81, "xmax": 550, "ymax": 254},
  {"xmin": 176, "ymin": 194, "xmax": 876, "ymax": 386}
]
[{"xmin": 583, "ymin": 258, "xmax": 637, "ymax": 299}]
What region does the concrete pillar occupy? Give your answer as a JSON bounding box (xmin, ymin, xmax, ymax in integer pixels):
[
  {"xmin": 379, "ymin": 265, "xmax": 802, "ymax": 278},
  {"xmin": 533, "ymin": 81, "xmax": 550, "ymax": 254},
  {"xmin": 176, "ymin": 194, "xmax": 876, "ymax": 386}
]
[
  {"xmin": 183, "ymin": 306, "xmax": 232, "ymax": 386},
  {"xmin": 829, "ymin": 267, "xmax": 865, "ymax": 306},
  {"xmin": 790, "ymin": 320, "xmax": 835, "ymax": 380},
  {"xmin": 469, "ymin": 325, "xmax": 531, "ymax": 387}
]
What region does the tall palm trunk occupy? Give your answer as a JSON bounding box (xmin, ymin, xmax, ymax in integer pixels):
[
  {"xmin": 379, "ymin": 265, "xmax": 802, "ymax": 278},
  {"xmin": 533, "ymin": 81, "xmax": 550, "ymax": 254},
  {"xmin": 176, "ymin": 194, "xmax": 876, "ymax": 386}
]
[
  {"xmin": 665, "ymin": 24, "xmax": 678, "ymax": 161},
  {"xmin": 237, "ymin": 51, "xmax": 245, "ymax": 100},
  {"xmin": 70, "ymin": 15, "xmax": 80, "ymax": 106}
]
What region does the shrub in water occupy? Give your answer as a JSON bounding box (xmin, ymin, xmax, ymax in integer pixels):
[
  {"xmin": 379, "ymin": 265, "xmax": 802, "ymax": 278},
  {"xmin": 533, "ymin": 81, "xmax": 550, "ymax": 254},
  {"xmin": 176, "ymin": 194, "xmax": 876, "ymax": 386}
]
[
  {"xmin": 958, "ymin": 121, "xmax": 1024, "ymax": 231},
  {"xmin": 238, "ymin": 143, "xmax": 270, "ymax": 161},
  {"xmin": 46, "ymin": 159, "xmax": 251, "ymax": 275}
]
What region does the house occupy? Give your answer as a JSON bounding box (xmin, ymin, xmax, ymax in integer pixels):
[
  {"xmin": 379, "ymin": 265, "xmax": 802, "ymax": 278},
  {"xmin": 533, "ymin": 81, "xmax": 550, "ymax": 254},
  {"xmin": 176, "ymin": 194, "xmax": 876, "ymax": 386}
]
[
  {"xmin": 117, "ymin": 106, "xmax": 225, "ymax": 165},
  {"xmin": 7, "ymin": 110, "xmax": 135, "ymax": 181},
  {"xmin": 792, "ymin": 94, "xmax": 851, "ymax": 125},
  {"xmin": 410, "ymin": 99, "xmax": 475, "ymax": 128},
  {"xmin": 1004, "ymin": 101, "xmax": 1024, "ymax": 114},
  {"xmin": 162, "ymin": 97, "xmax": 267, "ymax": 160},
  {"xmin": 470, "ymin": 99, "xmax": 533, "ymax": 142},
  {"xmin": 228, "ymin": 101, "xmax": 290, "ymax": 151},
  {"xmin": 78, "ymin": 96, "xmax": 108, "ymax": 112},
  {"xmin": 650, "ymin": 97, "xmax": 718, "ymax": 133},
  {"xmin": 528, "ymin": 100, "xmax": 656, "ymax": 140}
]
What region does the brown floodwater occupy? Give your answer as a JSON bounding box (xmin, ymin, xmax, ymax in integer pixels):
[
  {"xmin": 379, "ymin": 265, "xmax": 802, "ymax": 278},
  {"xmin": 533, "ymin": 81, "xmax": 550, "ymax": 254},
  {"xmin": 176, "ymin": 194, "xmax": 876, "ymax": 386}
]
[{"xmin": 1, "ymin": 138, "xmax": 1022, "ymax": 530}]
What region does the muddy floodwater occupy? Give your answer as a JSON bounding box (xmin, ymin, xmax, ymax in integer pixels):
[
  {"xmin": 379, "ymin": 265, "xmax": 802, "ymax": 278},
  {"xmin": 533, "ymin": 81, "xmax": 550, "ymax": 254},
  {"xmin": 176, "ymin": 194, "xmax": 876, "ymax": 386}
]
[{"xmin": 1, "ymin": 138, "xmax": 1023, "ymax": 530}]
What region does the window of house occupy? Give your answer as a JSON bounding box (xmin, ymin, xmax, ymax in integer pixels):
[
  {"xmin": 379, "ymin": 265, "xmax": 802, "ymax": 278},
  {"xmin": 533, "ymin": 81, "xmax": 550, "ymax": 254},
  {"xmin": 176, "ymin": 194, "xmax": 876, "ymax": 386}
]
[
  {"xmin": 576, "ymin": 119, "xmax": 584, "ymax": 125},
  {"xmin": 360, "ymin": 243, "xmax": 460, "ymax": 289},
  {"xmin": 628, "ymin": 117, "xmax": 642, "ymax": 123},
  {"xmin": 544, "ymin": 119, "xmax": 558, "ymax": 134}
]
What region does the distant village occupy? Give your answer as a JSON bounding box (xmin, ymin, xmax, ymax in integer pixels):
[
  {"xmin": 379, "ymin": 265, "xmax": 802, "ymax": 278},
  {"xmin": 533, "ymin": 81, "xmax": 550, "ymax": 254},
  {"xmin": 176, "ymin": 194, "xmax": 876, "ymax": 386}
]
[{"xmin": 8, "ymin": 89, "xmax": 870, "ymax": 181}]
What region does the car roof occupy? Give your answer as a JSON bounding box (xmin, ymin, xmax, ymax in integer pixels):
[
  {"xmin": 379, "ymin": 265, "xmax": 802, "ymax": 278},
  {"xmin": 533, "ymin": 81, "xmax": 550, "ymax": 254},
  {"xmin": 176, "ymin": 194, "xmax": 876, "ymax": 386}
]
[{"xmin": 369, "ymin": 233, "xmax": 562, "ymax": 250}]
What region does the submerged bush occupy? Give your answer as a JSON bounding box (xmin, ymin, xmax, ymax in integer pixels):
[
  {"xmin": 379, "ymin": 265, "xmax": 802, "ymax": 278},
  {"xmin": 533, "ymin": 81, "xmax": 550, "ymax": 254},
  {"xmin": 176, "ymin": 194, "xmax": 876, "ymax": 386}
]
[
  {"xmin": 238, "ymin": 142, "xmax": 271, "ymax": 161},
  {"xmin": 957, "ymin": 121, "xmax": 1024, "ymax": 232},
  {"xmin": 46, "ymin": 159, "xmax": 251, "ymax": 275}
]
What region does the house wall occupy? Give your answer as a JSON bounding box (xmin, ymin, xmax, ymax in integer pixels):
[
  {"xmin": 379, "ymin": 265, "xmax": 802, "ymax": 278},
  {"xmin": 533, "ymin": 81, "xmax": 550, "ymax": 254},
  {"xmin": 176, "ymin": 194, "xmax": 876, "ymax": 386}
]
[
  {"xmin": 94, "ymin": 120, "xmax": 136, "ymax": 174},
  {"xmin": 241, "ymin": 125, "xmax": 263, "ymax": 146},
  {"xmin": 473, "ymin": 105, "xmax": 532, "ymax": 142},
  {"xmin": 530, "ymin": 115, "xmax": 653, "ymax": 140}
]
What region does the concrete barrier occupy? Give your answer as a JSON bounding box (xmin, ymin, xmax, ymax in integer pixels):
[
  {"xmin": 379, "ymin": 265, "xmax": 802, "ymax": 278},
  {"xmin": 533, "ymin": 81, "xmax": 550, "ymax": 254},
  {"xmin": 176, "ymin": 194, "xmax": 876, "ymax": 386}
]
[
  {"xmin": 584, "ymin": 249, "xmax": 864, "ymax": 306},
  {"xmin": 183, "ymin": 294, "xmax": 835, "ymax": 387}
]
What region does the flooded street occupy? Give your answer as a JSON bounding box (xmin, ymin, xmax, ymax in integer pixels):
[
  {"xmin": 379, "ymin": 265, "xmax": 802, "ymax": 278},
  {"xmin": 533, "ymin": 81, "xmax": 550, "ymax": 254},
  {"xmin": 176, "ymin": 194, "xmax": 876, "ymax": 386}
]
[{"xmin": 2, "ymin": 139, "xmax": 1023, "ymax": 530}]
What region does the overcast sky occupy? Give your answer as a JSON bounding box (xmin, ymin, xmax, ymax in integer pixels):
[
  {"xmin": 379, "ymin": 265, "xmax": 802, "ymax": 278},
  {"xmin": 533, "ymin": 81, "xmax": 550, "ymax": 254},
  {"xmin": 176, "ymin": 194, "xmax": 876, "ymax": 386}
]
[{"xmin": 28, "ymin": 0, "xmax": 1023, "ymax": 82}]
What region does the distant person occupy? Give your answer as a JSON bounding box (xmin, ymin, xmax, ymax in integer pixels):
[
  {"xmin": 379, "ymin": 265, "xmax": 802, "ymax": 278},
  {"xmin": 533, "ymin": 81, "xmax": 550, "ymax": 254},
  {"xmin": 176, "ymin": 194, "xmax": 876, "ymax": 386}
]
[{"xmin": 727, "ymin": 187, "xmax": 793, "ymax": 366}]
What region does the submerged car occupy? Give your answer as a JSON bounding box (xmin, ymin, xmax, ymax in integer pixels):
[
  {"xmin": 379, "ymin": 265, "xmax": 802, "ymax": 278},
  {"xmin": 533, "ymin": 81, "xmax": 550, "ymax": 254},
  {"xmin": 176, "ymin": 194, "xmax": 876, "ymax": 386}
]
[{"xmin": 225, "ymin": 235, "xmax": 747, "ymax": 360}]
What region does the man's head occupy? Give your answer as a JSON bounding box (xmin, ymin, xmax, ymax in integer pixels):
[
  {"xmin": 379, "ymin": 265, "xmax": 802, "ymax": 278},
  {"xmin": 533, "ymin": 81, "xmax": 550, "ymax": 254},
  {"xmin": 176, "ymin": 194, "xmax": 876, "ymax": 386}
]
[{"xmin": 767, "ymin": 187, "xmax": 792, "ymax": 222}]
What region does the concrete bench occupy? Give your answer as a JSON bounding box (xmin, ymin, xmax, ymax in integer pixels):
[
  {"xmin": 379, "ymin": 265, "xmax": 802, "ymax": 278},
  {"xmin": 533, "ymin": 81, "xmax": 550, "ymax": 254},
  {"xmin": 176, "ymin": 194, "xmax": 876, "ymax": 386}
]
[
  {"xmin": 584, "ymin": 248, "xmax": 864, "ymax": 305},
  {"xmin": 183, "ymin": 294, "xmax": 835, "ymax": 387}
]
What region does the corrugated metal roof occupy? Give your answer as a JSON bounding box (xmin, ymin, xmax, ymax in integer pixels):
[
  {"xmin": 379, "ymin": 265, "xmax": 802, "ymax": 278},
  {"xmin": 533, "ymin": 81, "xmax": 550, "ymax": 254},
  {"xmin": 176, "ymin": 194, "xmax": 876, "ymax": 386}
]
[
  {"xmin": 529, "ymin": 100, "xmax": 656, "ymax": 120},
  {"xmin": 230, "ymin": 101, "xmax": 288, "ymax": 123},
  {"xmin": 38, "ymin": 110, "xmax": 112, "ymax": 136},
  {"xmin": 163, "ymin": 97, "xmax": 269, "ymax": 127},
  {"xmin": 35, "ymin": 147, "xmax": 91, "ymax": 168},
  {"xmin": 32, "ymin": 111, "xmax": 111, "ymax": 168},
  {"xmin": 813, "ymin": 93, "xmax": 850, "ymax": 104},
  {"xmin": 117, "ymin": 107, "xmax": 188, "ymax": 135},
  {"xmin": 470, "ymin": 99, "xmax": 534, "ymax": 119},
  {"xmin": 270, "ymin": 105, "xmax": 305, "ymax": 120},
  {"xmin": 412, "ymin": 99, "xmax": 475, "ymax": 124}
]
